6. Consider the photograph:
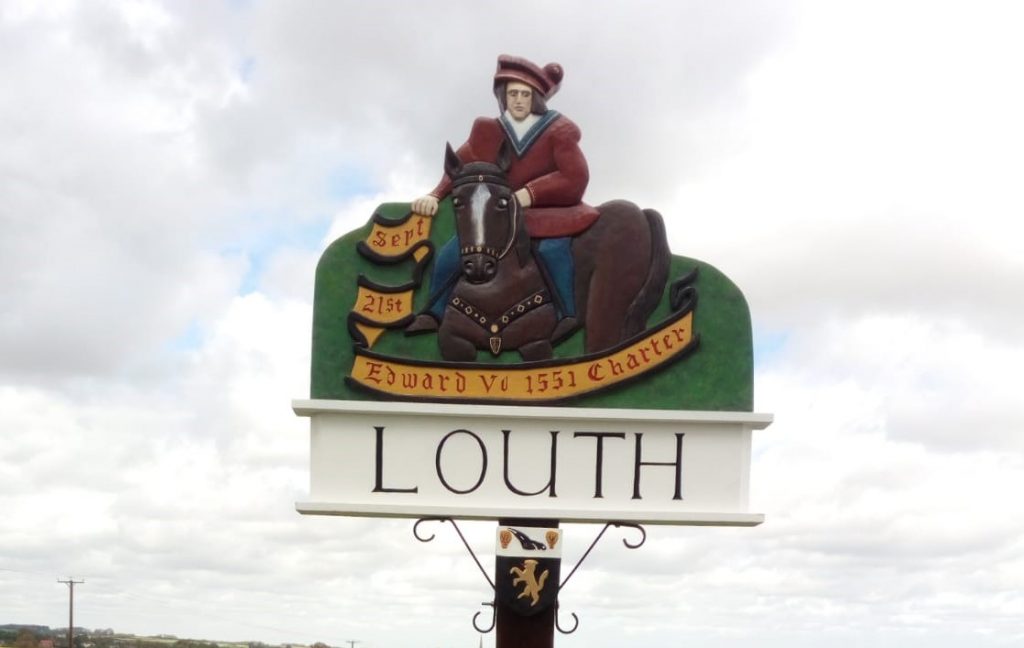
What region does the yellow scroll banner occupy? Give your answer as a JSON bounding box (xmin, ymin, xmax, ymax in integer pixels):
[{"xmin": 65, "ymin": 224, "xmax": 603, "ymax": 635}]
[
  {"xmin": 348, "ymin": 311, "xmax": 696, "ymax": 402},
  {"xmin": 350, "ymin": 210, "xmax": 435, "ymax": 350},
  {"xmin": 363, "ymin": 213, "xmax": 432, "ymax": 259},
  {"xmin": 347, "ymin": 284, "xmax": 417, "ymax": 349},
  {"xmin": 353, "ymin": 285, "xmax": 415, "ymax": 325}
]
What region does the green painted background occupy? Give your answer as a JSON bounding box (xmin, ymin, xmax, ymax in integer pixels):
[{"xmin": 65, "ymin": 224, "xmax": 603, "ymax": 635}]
[{"xmin": 311, "ymin": 201, "xmax": 753, "ymax": 411}]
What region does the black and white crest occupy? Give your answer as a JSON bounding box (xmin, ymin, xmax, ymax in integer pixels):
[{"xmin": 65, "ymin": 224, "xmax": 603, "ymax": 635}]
[{"xmin": 495, "ymin": 526, "xmax": 562, "ymax": 616}]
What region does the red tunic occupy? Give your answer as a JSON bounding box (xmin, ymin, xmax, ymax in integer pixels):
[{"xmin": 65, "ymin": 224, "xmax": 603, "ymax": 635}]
[{"xmin": 430, "ymin": 114, "xmax": 600, "ymax": 238}]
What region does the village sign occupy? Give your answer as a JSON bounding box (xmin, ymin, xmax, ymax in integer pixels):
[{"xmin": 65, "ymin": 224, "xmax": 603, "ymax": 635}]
[{"xmin": 293, "ymin": 54, "xmax": 772, "ymax": 641}]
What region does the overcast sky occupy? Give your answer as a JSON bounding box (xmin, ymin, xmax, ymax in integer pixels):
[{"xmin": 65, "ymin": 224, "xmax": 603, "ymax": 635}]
[{"xmin": 2, "ymin": 1, "xmax": 1023, "ymax": 647}]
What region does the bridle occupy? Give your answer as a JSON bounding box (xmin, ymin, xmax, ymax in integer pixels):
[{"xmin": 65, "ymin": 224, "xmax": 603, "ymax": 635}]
[
  {"xmin": 448, "ymin": 170, "xmax": 538, "ymax": 355},
  {"xmin": 451, "ymin": 173, "xmax": 520, "ymax": 261}
]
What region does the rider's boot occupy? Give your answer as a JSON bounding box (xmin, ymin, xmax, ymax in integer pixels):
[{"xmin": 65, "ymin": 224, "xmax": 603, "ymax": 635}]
[{"xmin": 405, "ymin": 313, "xmax": 439, "ymax": 334}]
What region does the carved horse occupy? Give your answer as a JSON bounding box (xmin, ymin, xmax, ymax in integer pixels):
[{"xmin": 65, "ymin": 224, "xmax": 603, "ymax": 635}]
[{"xmin": 437, "ymin": 145, "xmax": 670, "ymax": 361}]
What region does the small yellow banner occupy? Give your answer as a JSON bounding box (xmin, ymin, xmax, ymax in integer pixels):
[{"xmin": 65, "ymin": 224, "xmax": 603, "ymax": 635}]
[
  {"xmin": 353, "ymin": 322, "xmax": 387, "ymax": 348},
  {"xmin": 364, "ymin": 214, "xmax": 432, "ymax": 258},
  {"xmin": 349, "ymin": 311, "xmax": 695, "ymax": 402},
  {"xmin": 353, "ymin": 286, "xmax": 414, "ymax": 325}
]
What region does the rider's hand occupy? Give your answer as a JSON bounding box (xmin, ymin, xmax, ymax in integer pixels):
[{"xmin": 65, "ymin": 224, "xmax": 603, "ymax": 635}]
[
  {"xmin": 514, "ymin": 188, "xmax": 532, "ymax": 208},
  {"xmin": 411, "ymin": 195, "xmax": 439, "ymax": 216}
]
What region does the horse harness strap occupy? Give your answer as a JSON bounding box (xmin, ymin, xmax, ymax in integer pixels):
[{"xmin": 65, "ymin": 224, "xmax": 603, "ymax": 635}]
[
  {"xmin": 449, "ymin": 290, "xmax": 551, "ymax": 355},
  {"xmin": 460, "ymin": 244, "xmax": 503, "ymax": 258},
  {"xmin": 451, "ymin": 173, "xmax": 510, "ymax": 189}
]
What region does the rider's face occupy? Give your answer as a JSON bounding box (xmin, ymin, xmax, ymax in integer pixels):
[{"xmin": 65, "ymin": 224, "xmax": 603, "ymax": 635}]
[{"xmin": 505, "ymin": 82, "xmax": 534, "ymax": 121}]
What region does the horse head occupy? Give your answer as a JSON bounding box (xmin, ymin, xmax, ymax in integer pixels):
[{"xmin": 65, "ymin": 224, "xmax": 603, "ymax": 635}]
[{"xmin": 444, "ymin": 142, "xmax": 531, "ymax": 284}]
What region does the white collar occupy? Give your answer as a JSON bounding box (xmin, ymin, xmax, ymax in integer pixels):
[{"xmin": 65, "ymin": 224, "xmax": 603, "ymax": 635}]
[{"xmin": 503, "ymin": 110, "xmax": 540, "ymax": 141}]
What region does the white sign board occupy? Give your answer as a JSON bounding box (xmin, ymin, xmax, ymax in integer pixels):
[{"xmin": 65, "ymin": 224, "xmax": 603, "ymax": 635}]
[{"xmin": 294, "ymin": 399, "xmax": 771, "ymax": 526}]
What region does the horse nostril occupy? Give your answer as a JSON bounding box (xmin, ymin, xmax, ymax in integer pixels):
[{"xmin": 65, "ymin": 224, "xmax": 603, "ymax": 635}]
[{"xmin": 461, "ymin": 254, "xmax": 496, "ymax": 283}]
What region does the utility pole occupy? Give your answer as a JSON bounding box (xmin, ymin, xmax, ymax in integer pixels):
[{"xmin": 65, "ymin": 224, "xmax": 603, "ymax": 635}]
[
  {"xmin": 343, "ymin": 641, "xmax": 359, "ymax": 648},
  {"xmin": 57, "ymin": 578, "xmax": 84, "ymax": 648}
]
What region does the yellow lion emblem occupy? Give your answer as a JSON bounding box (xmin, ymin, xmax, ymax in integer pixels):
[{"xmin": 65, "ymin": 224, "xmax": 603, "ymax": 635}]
[{"xmin": 509, "ymin": 559, "xmax": 550, "ymax": 606}]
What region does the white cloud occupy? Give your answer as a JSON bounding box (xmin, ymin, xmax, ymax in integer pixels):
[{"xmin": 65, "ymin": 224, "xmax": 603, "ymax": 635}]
[{"xmin": 0, "ymin": 2, "xmax": 249, "ymax": 380}]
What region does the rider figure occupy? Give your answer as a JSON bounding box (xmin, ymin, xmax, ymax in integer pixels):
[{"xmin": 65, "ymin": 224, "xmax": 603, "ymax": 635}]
[{"xmin": 407, "ymin": 54, "xmax": 599, "ymax": 337}]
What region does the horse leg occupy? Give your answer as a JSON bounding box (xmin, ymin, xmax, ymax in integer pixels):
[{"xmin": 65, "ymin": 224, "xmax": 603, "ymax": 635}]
[
  {"xmin": 519, "ymin": 339, "xmax": 553, "ymax": 361},
  {"xmin": 575, "ymin": 201, "xmax": 666, "ymax": 354},
  {"xmin": 583, "ymin": 274, "xmax": 642, "ymax": 352},
  {"xmin": 622, "ymin": 209, "xmax": 670, "ymax": 337},
  {"xmin": 438, "ymin": 331, "xmax": 477, "ymax": 361}
]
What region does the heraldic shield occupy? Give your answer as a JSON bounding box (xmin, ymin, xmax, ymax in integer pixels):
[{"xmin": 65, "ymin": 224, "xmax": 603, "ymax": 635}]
[{"xmin": 496, "ymin": 526, "xmax": 562, "ymax": 616}]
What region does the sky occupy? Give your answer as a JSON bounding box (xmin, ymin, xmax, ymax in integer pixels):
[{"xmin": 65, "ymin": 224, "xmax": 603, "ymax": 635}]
[{"xmin": 2, "ymin": 1, "xmax": 1023, "ymax": 647}]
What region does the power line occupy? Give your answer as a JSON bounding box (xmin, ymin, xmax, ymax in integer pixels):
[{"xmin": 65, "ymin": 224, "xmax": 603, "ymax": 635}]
[{"xmin": 57, "ymin": 578, "xmax": 84, "ymax": 648}]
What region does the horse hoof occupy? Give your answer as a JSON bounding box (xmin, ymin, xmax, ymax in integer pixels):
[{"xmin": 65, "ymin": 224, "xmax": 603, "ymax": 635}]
[
  {"xmin": 404, "ymin": 313, "xmax": 439, "ymax": 335},
  {"xmin": 551, "ymin": 316, "xmax": 579, "ymax": 342}
]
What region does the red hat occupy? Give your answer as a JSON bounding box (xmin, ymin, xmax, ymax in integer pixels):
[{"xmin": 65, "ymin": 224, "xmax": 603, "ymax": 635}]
[{"xmin": 493, "ymin": 54, "xmax": 564, "ymax": 99}]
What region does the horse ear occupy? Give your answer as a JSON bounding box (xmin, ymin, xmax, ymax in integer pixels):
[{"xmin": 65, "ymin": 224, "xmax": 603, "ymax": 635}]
[
  {"xmin": 495, "ymin": 139, "xmax": 512, "ymax": 173},
  {"xmin": 444, "ymin": 143, "xmax": 462, "ymax": 178}
]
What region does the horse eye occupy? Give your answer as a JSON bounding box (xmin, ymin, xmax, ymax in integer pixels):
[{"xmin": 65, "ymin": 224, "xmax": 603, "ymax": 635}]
[
  {"xmin": 452, "ymin": 197, "xmax": 462, "ymax": 207},
  {"xmin": 497, "ymin": 197, "xmax": 509, "ymax": 208}
]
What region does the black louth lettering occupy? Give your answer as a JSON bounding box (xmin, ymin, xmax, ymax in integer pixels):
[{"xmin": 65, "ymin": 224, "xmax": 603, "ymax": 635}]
[
  {"xmin": 372, "ymin": 426, "xmax": 418, "ymax": 493},
  {"xmin": 632, "ymin": 432, "xmax": 684, "ymax": 500},
  {"xmin": 573, "ymin": 431, "xmax": 626, "ymax": 498},
  {"xmin": 502, "ymin": 429, "xmax": 558, "ymax": 497}
]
